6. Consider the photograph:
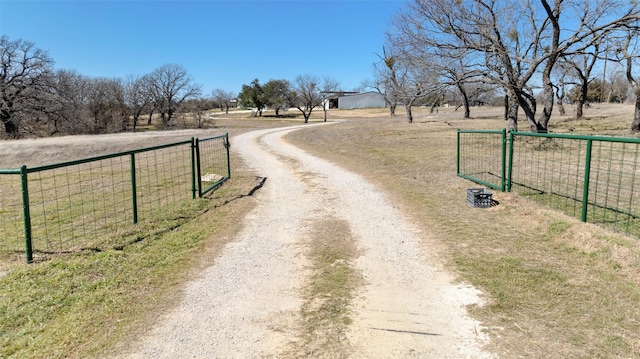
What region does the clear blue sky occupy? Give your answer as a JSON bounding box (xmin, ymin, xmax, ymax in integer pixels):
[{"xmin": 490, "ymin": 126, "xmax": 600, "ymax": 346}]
[{"xmin": 0, "ymin": 0, "xmax": 404, "ymax": 95}]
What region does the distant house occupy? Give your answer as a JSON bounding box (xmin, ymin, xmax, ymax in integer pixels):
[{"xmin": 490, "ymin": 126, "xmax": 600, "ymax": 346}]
[
  {"xmin": 441, "ymin": 100, "xmax": 458, "ymax": 108},
  {"xmin": 338, "ymin": 92, "xmax": 386, "ymax": 109}
]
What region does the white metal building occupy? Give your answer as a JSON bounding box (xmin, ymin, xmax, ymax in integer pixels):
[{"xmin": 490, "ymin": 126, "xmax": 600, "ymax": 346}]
[{"xmin": 337, "ymin": 92, "xmax": 386, "ymax": 109}]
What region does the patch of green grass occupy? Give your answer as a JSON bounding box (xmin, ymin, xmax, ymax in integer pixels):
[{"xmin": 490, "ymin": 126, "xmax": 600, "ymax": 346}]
[
  {"xmin": 543, "ymin": 219, "xmax": 573, "ymax": 240},
  {"xmin": 286, "ymin": 217, "xmax": 361, "ymax": 358}
]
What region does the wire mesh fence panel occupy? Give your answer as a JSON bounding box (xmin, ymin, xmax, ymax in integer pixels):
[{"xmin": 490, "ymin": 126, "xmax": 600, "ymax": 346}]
[
  {"xmin": 457, "ymin": 130, "xmax": 505, "ymax": 191},
  {"xmin": 27, "ymin": 156, "xmax": 133, "ymax": 254},
  {"xmin": 1, "ymin": 135, "xmax": 231, "ymax": 262},
  {"xmin": 197, "ymin": 134, "xmax": 230, "ymax": 196},
  {"xmin": 459, "ymin": 130, "xmax": 640, "ymax": 239},
  {"xmin": 510, "ymin": 133, "xmax": 640, "ymax": 238},
  {"xmin": 134, "ymin": 143, "xmax": 194, "ymax": 220},
  {"xmin": 588, "ymin": 140, "xmax": 640, "ymax": 237},
  {"xmin": 0, "ymin": 172, "xmax": 24, "ymax": 255},
  {"xmin": 510, "ymin": 135, "xmax": 587, "ymax": 219}
]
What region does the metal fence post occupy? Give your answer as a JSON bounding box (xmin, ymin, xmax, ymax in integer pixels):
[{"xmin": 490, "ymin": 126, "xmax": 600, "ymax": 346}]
[
  {"xmin": 195, "ymin": 138, "xmax": 203, "ymax": 198},
  {"xmin": 130, "ymin": 153, "xmax": 138, "ymax": 224},
  {"xmin": 501, "ymin": 128, "xmax": 507, "ymax": 192},
  {"xmin": 507, "ymin": 131, "xmax": 515, "ymax": 192},
  {"xmin": 20, "ymin": 165, "xmax": 33, "ymax": 263},
  {"xmin": 191, "ymin": 137, "xmax": 197, "ymax": 199},
  {"xmin": 225, "ymin": 133, "xmax": 231, "ymax": 179},
  {"xmin": 456, "ymin": 130, "xmax": 461, "ymax": 175},
  {"xmin": 581, "ymin": 139, "xmax": 593, "ymax": 222}
]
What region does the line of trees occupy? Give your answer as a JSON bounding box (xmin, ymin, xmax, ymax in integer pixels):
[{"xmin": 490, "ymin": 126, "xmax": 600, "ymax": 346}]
[
  {"xmin": 1, "ymin": 34, "xmax": 347, "ymax": 139},
  {"xmin": 237, "ymin": 75, "xmax": 339, "ymax": 123},
  {"xmin": 0, "ymin": 35, "xmax": 238, "ymax": 139},
  {"xmin": 376, "ymin": 0, "xmax": 640, "ymax": 131}
]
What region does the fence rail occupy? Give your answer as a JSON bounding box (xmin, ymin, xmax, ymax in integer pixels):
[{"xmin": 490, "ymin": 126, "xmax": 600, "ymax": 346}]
[
  {"xmin": 0, "ymin": 134, "xmax": 230, "ymax": 263},
  {"xmin": 458, "ymin": 129, "xmax": 640, "ymax": 238}
]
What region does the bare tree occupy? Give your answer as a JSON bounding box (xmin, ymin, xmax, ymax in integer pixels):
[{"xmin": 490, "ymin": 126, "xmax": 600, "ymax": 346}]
[
  {"xmin": 148, "ymin": 64, "xmax": 202, "ymax": 129},
  {"xmin": 289, "ymin": 74, "xmax": 323, "ymax": 123},
  {"xmin": 367, "ymin": 50, "xmax": 405, "ymax": 117},
  {"xmin": 86, "ymin": 77, "xmax": 127, "ymax": 133},
  {"xmin": 390, "ymin": 15, "xmax": 484, "ymax": 119},
  {"xmin": 393, "ymin": 0, "xmax": 640, "ymax": 132},
  {"xmin": 441, "ymin": 60, "xmax": 485, "ymax": 118},
  {"xmin": 608, "ymin": 69, "xmax": 630, "ymax": 103},
  {"xmin": 377, "ymin": 46, "xmax": 446, "ymax": 123},
  {"xmin": 48, "ymin": 69, "xmax": 92, "ymax": 134},
  {"xmin": 126, "ymin": 75, "xmax": 156, "ymax": 131},
  {"xmin": 211, "ymin": 88, "xmax": 236, "ymax": 114},
  {"xmin": 108, "ymin": 78, "xmax": 128, "ymax": 132},
  {"xmin": 617, "ymin": 29, "xmax": 640, "ymax": 131},
  {"xmin": 320, "ymin": 77, "xmax": 340, "ymax": 122},
  {"xmin": 550, "ymin": 61, "xmax": 572, "ymax": 116},
  {"xmin": 378, "ymin": 47, "xmax": 411, "ymax": 122},
  {"xmin": 0, "ymin": 36, "xmax": 55, "ymax": 138},
  {"xmin": 363, "ymin": 74, "xmax": 399, "ymax": 117},
  {"xmin": 181, "ymin": 96, "xmax": 211, "ymax": 128},
  {"xmin": 87, "ymin": 79, "xmax": 108, "ymax": 132},
  {"xmin": 563, "ymin": 42, "xmax": 601, "ymax": 119}
]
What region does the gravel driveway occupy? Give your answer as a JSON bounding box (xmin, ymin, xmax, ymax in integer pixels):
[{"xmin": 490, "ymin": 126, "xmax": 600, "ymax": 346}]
[{"xmin": 117, "ymin": 124, "xmax": 494, "ymax": 358}]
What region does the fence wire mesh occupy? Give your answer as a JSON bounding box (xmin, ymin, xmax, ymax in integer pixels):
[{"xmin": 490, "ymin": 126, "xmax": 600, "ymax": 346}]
[
  {"xmin": 197, "ymin": 135, "xmax": 230, "ymax": 196},
  {"xmin": 511, "ymin": 134, "xmax": 640, "ymax": 237},
  {"xmin": 0, "ymin": 134, "xmax": 229, "ymax": 262},
  {"xmin": 587, "ymin": 140, "xmax": 640, "ymax": 237},
  {"xmin": 510, "ymin": 135, "xmax": 587, "ymax": 219},
  {"xmin": 134, "ymin": 144, "xmax": 194, "ymax": 219},
  {"xmin": 0, "ymin": 172, "xmax": 22, "ymax": 256},
  {"xmin": 457, "ymin": 130, "xmax": 505, "ymax": 191},
  {"xmin": 28, "ymin": 156, "xmax": 132, "ymax": 253},
  {"xmin": 459, "ymin": 130, "xmax": 640, "ymax": 238}
]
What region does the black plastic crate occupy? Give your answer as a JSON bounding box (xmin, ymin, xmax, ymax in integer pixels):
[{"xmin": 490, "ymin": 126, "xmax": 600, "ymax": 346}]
[{"xmin": 467, "ymin": 188, "xmax": 493, "ymax": 208}]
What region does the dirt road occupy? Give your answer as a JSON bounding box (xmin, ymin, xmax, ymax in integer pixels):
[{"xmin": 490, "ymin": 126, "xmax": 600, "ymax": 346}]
[{"xmin": 119, "ymin": 124, "xmax": 494, "ymax": 358}]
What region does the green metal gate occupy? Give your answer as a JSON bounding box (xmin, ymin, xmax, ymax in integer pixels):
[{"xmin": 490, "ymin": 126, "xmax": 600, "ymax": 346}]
[
  {"xmin": 0, "ymin": 134, "xmax": 231, "ymax": 263},
  {"xmin": 457, "ymin": 129, "xmax": 640, "ymax": 238}
]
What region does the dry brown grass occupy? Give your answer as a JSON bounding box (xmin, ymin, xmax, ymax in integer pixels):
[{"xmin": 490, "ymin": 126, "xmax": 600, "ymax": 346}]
[
  {"xmin": 0, "ymin": 116, "xmax": 304, "ymax": 168},
  {"xmin": 286, "ymin": 103, "xmax": 640, "ymax": 358}
]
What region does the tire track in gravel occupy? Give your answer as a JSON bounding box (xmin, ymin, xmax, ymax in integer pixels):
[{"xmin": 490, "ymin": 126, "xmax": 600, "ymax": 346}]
[{"xmin": 117, "ymin": 124, "xmax": 494, "ymax": 358}]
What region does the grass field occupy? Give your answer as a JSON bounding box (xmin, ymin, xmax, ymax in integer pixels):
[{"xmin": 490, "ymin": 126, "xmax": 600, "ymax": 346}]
[{"xmin": 1, "ymin": 105, "xmax": 640, "ymax": 358}]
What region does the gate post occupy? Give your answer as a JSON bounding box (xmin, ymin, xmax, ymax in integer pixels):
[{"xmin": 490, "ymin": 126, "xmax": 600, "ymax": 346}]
[{"xmin": 20, "ymin": 165, "xmax": 33, "ymax": 263}]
